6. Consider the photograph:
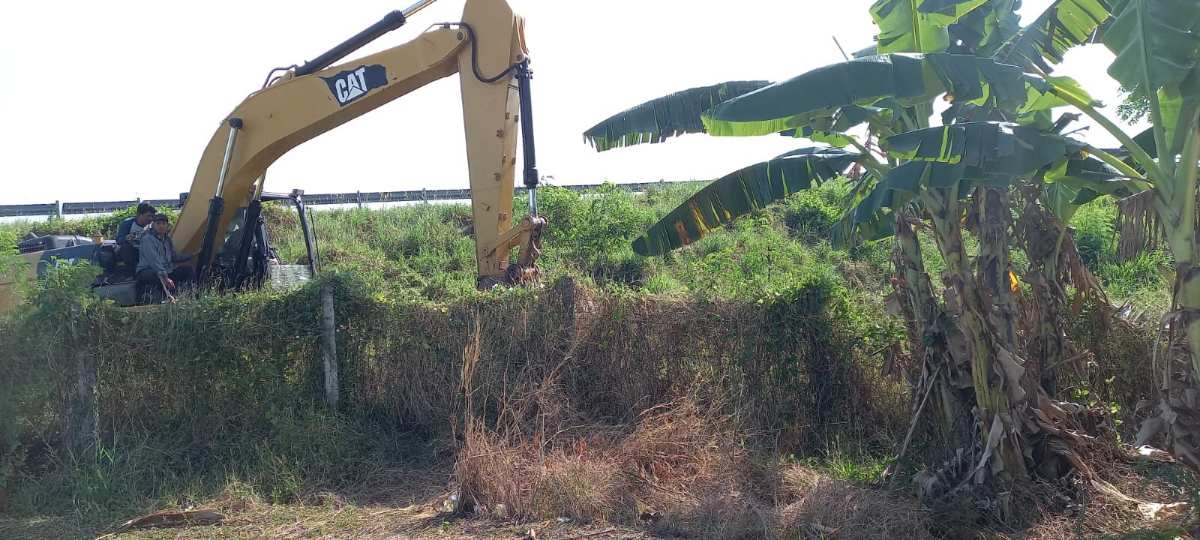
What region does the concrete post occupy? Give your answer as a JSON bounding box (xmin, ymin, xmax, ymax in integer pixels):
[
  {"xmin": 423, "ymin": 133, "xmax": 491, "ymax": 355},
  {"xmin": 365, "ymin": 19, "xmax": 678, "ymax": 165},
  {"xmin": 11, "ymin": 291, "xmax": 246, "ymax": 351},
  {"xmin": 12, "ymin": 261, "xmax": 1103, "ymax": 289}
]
[
  {"xmin": 320, "ymin": 286, "xmax": 339, "ymax": 409},
  {"xmin": 72, "ymin": 349, "xmax": 98, "ymax": 456}
]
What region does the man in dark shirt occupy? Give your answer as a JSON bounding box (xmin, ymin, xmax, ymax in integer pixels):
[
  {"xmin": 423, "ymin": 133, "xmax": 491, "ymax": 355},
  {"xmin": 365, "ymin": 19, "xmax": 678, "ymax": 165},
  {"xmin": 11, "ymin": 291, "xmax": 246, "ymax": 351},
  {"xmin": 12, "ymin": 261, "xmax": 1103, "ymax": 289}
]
[
  {"xmin": 136, "ymin": 214, "xmax": 194, "ymax": 302},
  {"xmin": 115, "ymin": 203, "xmax": 156, "ymax": 272},
  {"xmin": 116, "ymin": 203, "xmax": 156, "ymax": 245}
]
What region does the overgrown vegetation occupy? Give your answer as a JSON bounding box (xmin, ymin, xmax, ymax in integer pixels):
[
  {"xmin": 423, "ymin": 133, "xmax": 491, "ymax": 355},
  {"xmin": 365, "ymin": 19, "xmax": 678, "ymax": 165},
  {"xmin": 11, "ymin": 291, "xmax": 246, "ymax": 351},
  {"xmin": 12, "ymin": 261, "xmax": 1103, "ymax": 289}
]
[
  {"xmin": 0, "ymin": 181, "xmax": 1186, "ymax": 538},
  {"xmin": 262, "ymin": 181, "xmax": 897, "ymax": 305},
  {"xmin": 580, "ymin": 0, "xmax": 1200, "ymax": 518}
]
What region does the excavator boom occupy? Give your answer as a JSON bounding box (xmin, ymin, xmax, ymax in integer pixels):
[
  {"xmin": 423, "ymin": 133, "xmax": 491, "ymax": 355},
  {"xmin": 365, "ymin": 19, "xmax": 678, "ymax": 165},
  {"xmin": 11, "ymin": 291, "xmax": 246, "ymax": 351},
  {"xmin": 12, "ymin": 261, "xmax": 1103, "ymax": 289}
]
[{"xmin": 175, "ymin": 0, "xmax": 544, "ymax": 285}]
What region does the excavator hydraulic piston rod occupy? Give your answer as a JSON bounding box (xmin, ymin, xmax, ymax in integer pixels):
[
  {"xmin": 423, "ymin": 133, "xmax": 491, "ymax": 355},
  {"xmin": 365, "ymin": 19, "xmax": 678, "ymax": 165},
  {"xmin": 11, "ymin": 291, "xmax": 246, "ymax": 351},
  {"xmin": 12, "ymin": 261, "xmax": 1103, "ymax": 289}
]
[
  {"xmin": 295, "ymin": 10, "xmax": 409, "ymax": 77},
  {"xmin": 197, "ymin": 117, "xmax": 243, "ymax": 280},
  {"xmin": 515, "ymin": 60, "xmax": 539, "ymax": 216},
  {"xmin": 214, "ymin": 118, "xmax": 243, "ymax": 197},
  {"xmin": 400, "ymin": 0, "xmax": 439, "ymax": 19}
]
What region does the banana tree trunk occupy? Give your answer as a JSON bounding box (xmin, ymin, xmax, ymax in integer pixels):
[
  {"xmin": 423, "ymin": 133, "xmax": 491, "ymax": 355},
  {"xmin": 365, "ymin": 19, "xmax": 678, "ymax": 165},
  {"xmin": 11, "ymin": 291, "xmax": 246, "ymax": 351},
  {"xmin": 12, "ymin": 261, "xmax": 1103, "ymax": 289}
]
[
  {"xmin": 1017, "ymin": 191, "xmax": 1068, "ymax": 396},
  {"xmin": 921, "ymin": 187, "xmax": 1029, "ymax": 485},
  {"xmin": 1162, "ymin": 252, "xmax": 1200, "ymax": 468},
  {"xmin": 1158, "ymin": 125, "xmax": 1200, "ymax": 385},
  {"xmin": 895, "ymin": 210, "xmax": 937, "ymax": 337},
  {"xmin": 895, "ymin": 209, "xmax": 973, "ymax": 435},
  {"xmin": 973, "ymin": 188, "xmax": 1019, "ymax": 351},
  {"xmin": 1153, "ymin": 127, "xmax": 1200, "ymax": 467},
  {"xmin": 1158, "ymin": 217, "xmax": 1199, "ymax": 386}
]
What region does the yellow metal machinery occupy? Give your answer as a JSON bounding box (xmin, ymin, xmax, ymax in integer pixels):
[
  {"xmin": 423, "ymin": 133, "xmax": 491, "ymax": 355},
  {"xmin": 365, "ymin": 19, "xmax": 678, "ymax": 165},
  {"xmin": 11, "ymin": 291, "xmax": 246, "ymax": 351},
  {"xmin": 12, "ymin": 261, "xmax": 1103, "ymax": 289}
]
[
  {"xmin": 177, "ymin": 0, "xmax": 545, "ymax": 287},
  {"xmin": 0, "ymin": 0, "xmax": 546, "ymax": 313}
]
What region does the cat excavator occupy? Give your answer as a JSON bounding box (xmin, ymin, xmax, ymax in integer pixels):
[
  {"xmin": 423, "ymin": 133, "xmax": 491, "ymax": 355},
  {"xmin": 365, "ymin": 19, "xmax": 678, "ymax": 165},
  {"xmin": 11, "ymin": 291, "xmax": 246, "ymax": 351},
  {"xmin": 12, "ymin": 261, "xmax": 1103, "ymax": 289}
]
[{"xmin": 1, "ymin": 0, "xmax": 546, "ymax": 312}]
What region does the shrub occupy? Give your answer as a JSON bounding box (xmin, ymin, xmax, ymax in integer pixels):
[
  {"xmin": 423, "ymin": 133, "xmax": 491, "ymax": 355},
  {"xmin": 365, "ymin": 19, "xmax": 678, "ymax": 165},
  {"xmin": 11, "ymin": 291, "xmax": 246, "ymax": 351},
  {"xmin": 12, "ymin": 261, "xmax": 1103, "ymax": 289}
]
[
  {"xmin": 780, "ymin": 180, "xmax": 851, "ymax": 241},
  {"xmin": 2, "ymin": 205, "xmax": 178, "ymax": 242},
  {"xmin": 1070, "ymin": 198, "xmax": 1117, "ymax": 266},
  {"xmin": 1097, "ymin": 250, "xmax": 1173, "ymax": 305},
  {"xmin": 532, "ymin": 183, "xmax": 656, "ymax": 276}
]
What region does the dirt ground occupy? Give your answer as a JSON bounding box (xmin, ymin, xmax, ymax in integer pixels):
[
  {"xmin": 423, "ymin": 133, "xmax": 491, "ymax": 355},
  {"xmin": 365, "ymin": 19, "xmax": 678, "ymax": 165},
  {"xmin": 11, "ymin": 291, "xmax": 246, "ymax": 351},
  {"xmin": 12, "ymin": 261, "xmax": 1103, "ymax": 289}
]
[
  {"xmin": 2, "ymin": 459, "xmax": 1197, "ymax": 539},
  {"xmin": 0, "ymin": 464, "xmax": 653, "ymax": 540}
]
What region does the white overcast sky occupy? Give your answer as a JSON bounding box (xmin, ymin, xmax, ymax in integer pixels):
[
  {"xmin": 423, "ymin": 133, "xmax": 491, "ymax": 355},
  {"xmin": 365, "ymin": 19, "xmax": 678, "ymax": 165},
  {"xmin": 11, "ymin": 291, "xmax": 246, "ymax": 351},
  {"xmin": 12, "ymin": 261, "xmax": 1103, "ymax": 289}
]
[{"xmin": 0, "ymin": 0, "xmax": 1136, "ymax": 205}]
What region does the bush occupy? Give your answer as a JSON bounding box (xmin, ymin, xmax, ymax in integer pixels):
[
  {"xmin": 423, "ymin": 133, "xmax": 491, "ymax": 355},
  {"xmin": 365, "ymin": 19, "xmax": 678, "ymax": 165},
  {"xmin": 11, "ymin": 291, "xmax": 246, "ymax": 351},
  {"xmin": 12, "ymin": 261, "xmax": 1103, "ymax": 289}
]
[
  {"xmin": 1095, "ymin": 250, "xmax": 1173, "ymax": 316},
  {"xmin": 532, "ymin": 183, "xmax": 656, "ymax": 277},
  {"xmin": 780, "ymin": 180, "xmax": 851, "ymax": 240},
  {"xmin": 1070, "ymin": 198, "xmax": 1117, "ymax": 266},
  {"xmin": 665, "ymin": 214, "xmax": 841, "ymax": 300},
  {"xmin": 1, "ymin": 205, "xmax": 178, "ymax": 242}
]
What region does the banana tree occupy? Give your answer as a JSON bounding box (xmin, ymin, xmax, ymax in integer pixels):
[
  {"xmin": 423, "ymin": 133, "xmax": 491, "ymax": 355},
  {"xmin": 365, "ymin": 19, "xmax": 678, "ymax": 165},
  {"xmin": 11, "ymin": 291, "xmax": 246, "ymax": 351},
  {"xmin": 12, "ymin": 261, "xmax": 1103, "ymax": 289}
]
[
  {"xmin": 844, "ymin": 0, "xmax": 1200, "ymax": 475},
  {"xmin": 584, "ymin": 0, "xmax": 1160, "ymax": 494},
  {"xmin": 1067, "ymin": 0, "xmax": 1200, "ymax": 467},
  {"xmin": 986, "ymin": 0, "xmax": 1200, "ymax": 469}
]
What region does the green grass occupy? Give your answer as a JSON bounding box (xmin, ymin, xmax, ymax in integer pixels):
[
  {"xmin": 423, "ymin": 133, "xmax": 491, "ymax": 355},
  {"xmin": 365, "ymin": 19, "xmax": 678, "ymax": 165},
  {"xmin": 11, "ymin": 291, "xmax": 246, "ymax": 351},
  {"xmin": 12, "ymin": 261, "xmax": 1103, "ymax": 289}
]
[
  {"xmin": 1062, "ymin": 196, "xmax": 1173, "ymax": 315},
  {"xmin": 255, "ymin": 180, "xmax": 895, "ymax": 304},
  {"xmin": 797, "ymin": 452, "xmax": 892, "ymax": 486}
]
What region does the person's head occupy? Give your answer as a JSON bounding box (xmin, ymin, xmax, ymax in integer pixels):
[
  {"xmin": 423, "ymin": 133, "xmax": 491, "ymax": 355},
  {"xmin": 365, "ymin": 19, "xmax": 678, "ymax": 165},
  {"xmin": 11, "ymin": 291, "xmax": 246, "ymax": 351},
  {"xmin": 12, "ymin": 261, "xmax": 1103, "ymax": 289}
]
[
  {"xmin": 135, "ymin": 203, "xmax": 156, "ymax": 225},
  {"xmin": 152, "ymin": 214, "xmax": 170, "ymax": 235}
]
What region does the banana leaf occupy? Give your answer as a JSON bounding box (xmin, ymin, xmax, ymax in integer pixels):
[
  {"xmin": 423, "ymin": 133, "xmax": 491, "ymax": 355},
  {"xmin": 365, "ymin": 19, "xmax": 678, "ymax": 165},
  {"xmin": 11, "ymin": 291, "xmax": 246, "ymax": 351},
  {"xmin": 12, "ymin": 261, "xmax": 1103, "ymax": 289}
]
[
  {"xmin": 1043, "ymin": 155, "xmax": 1141, "ymax": 221},
  {"xmin": 941, "ymin": 73, "xmax": 1099, "ymax": 128},
  {"xmin": 1046, "ymin": 154, "xmax": 1142, "ymax": 196},
  {"xmin": 631, "ymin": 148, "xmax": 863, "ymax": 256},
  {"xmin": 871, "ymin": 0, "xmax": 990, "ymax": 53},
  {"xmin": 850, "ymin": 122, "xmax": 1092, "ymax": 230},
  {"xmin": 701, "ymin": 54, "xmax": 1027, "ymax": 137},
  {"xmin": 1157, "ymin": 66, "xmax": 1200, "ymax": 156},
  {"xmin": 1043, "ymin": 181, "xmax": 1088, "ymax": 222},
  {"xmin": 1018, "ymin": 75, "xmax": 1099, "ymax": 127},
  {"xmin": 778, "ymin": 105, "xmax": 890, "ymax": 146},
  {"xmin": 885, "ymin": 122, "xmax": 1081, "ymax": 175},
  {"xmin": 950, "ymin": 0, "xmax": 1022, "ymax": 55},
  {"xmin": 792, "ymin": 128, "xmax": 858, "ymax": 148},
  {"xmin": 1101, "ymin": 0, "xmax": 1200, "ymax": 95},
  {"xmin": 583, "ymin": 81, "xmax": 771, "ymax": 151},
  {"xmin": 994, "ymin": 0, "xmax": 1113, "ymax": 72},
  {"xmin": 832, "ymin": 172, "xmax": 900, "ymax": 247}
]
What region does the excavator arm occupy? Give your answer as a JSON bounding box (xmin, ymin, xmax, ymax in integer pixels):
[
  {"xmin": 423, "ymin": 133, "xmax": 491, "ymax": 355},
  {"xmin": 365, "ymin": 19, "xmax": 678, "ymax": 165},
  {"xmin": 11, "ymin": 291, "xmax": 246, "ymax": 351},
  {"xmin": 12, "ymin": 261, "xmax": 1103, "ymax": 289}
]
[{"xmin": 174, "ymin": 0, "xmax": 544, "ymax": 287}]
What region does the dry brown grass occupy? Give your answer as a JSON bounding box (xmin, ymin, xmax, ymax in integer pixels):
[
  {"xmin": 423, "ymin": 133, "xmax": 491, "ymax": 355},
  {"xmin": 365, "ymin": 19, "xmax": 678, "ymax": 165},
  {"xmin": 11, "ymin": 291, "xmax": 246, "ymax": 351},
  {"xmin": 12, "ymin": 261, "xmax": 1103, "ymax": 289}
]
[
  {"xmin": 441, "ymin": 280, "xmax": 935, "ymax": 537},
  {"xmin": 455, "ymin": 388, "xmax": 937, "ymax": 539},
  {"xmin": 531, "ymin": 450, "xmax": 631, "ymax": 521},
  {"xmin": 618, "ymin": 401, "xmax": 768, "ymax": 538},
  {"xmin": 1010, "ymin": 461, "xmax": 1198, "ymax": 540},
  {"xmin": 336, "ymin": 278, "xmax": 908, "ymax": 456},
  {"xmin": 774, "ymin": 465, "xmax": 933, "ymax": 539},
  {"xmin": 454, "ymin": 398, "xmax": 740, "ymax": 526},
  {"xmin": 455, "ymin": 423, "xmax": 636, "ymax": 522}
]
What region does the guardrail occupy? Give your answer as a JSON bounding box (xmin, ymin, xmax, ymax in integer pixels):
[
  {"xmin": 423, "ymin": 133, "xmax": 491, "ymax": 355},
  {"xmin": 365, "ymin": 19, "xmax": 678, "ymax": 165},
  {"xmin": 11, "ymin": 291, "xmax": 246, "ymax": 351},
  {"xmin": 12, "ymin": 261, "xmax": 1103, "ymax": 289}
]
[{"xmin": 0, "ymin": 181, "xmax": 695, "ymax": 219}]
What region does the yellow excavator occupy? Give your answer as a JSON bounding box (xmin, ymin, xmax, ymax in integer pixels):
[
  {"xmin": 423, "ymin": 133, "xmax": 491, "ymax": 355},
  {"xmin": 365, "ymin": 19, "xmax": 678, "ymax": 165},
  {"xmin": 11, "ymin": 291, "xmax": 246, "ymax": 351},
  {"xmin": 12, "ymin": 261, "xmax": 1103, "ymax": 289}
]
[{"xmin": 1, "ymin": 0, "xmax": 545, "ymax": 312}]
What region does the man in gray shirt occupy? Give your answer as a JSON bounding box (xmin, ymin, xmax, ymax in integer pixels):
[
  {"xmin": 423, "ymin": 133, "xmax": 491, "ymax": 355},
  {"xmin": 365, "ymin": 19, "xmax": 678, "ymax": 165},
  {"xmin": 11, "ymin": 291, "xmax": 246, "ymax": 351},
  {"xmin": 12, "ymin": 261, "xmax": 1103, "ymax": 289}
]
[{"xmin": 137, "ymin": 214, "xmax": 194, "ymax": 301}]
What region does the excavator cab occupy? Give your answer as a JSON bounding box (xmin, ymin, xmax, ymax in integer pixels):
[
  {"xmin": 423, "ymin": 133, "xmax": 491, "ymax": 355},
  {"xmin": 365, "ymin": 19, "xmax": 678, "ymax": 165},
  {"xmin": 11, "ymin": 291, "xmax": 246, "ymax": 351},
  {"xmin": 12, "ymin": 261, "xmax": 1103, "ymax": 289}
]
[
  {"xmin": 6, "ymin": 190, "xmax": 320, "ymax": 308},
  {"xmin": 210, "ymin": 190, "xmax": 318, "ymax": 291}
]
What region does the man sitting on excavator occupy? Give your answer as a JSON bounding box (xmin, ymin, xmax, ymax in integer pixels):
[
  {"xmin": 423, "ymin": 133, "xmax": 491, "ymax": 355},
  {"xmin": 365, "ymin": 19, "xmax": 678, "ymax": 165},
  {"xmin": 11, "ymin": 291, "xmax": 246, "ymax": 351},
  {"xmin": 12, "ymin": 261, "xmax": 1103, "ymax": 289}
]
[
  {"xmin": 137, "ymin": 214, "xmax": 194, "ymax": 302},
  {"xmin": 115, "ymin": 203, "xmax": 156, "ymax": 273}
]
